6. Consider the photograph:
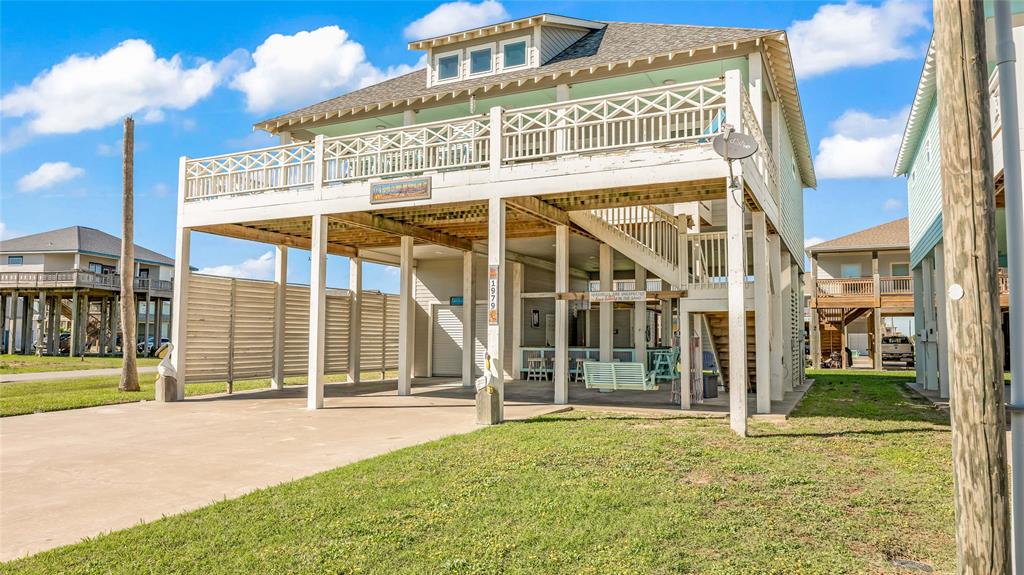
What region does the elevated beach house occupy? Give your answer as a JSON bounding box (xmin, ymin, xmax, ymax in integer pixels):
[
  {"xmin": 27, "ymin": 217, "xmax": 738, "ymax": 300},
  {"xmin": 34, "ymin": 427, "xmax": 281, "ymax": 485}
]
[
  {"xmin": 170, "ymin": 14, "xmax": 815, "ymax": 433},
  {"xmin": 806, "ymin": 218, "xmax": 913, "ymax": 369},
  {"xmin": 894, "ymin": 30, "xmax": 1014, "ymax": 400},
  {"xmin": 0, "ymin": 226, "xmax": 174, "ymax": 356}
]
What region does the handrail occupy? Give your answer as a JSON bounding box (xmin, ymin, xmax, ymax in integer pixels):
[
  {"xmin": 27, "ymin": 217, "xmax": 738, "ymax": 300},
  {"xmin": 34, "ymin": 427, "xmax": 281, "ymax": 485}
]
[
  {"xmin": 182, "ymin": 77, "xmax": 743, "ymax": 202},
  {"xmin": 0, "ymin": 270, "xmax": 173, "ymax": 292},
  {"xmin": 739, "ymin": 85, "xmax": 780, "ymax": 205},
  {"xmin": 590, "ymin": 205, "xmax": 679, "ymax": 266}
]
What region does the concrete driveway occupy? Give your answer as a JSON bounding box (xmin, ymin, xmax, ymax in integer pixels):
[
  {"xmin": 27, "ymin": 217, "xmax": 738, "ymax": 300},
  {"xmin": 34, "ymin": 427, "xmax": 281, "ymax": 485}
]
[{"xmin": 0, "ymin": 379, "xmax": 560, "ymax": 561}]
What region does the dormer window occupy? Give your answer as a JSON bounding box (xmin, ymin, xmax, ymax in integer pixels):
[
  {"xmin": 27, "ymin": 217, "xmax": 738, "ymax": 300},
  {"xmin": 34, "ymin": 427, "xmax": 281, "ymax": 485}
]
[
  {"xmin": 468, "ymin": 46, "xmax": 493, "ymax": 75},
  {"xmin": 436, "ymin": 52, "xmax": 461, "ymax": 82},
  {"xmin": 499, "ymin": 36, "xmax": 532, "ymax": 69},
  {"xmin": 501, "ymin": 38, "xmax": 528, "ymax": 69}
]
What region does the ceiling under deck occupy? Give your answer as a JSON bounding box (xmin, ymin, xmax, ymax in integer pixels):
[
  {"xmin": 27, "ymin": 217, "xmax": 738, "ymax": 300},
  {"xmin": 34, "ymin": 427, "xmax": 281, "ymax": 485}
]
[{"xmin": 195, "ymin": 177, "xmax": 732, "ymax": 259}]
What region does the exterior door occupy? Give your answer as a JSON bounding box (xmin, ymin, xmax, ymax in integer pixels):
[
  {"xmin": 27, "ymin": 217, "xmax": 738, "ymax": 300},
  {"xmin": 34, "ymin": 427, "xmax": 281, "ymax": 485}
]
[{"xmin": 431, "ymin": 304, "xmax": 463, "ymax": 376}]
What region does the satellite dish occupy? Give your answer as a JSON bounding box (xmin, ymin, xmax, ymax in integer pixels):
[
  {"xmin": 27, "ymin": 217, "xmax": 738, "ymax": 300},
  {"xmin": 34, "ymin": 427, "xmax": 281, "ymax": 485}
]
[{"xmin": 712, "ymin": 124, "xmax": 758, "ymax": 160}]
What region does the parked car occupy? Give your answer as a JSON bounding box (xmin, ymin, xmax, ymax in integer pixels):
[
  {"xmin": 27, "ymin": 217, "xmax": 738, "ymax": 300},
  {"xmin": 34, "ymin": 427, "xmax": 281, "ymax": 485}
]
[
  {"xmin": 881, "ymin": 335, "xmax": 915, "ymax": 366},
  {"xmin": 32, "ymin": 333, "xmax": 71, "ymax": 353},
  {"xmin": 138, "ymin": 336, "xmax": 170, "ymax": 355}
]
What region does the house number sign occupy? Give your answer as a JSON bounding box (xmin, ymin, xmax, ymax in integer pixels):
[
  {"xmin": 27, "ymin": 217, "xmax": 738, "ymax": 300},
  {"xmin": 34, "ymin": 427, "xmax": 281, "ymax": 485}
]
[{"xmin": 487, "ymin": 265, "xmax": 499, "ymax": 326}]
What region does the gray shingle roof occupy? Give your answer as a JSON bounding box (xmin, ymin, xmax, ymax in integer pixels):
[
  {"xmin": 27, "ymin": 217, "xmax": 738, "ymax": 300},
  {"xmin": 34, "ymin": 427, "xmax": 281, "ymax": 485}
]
[
  {"xmin": 258, "ymin": 21, "xmax": 778, "ymax": 128},
  {"xmin": 253, "ymin": 18, "xmax": 815, "ymax": 189},
  {"xmin": 808, "ymin": 218, "xmax": 909, "ymax": 254},
  {"xmin": 0, "ymin": 226, "xmax": 174, "ymax": 266}
]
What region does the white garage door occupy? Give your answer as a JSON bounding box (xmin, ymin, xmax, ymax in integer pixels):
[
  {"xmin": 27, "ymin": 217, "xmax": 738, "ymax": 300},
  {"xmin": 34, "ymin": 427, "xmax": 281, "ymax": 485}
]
[
  {"xmin": 431, "ymin": 305, "xmax": 463, "ymax": 376},
  {"xmin": 430, "ymin": 302, "xmax": 488, "ymax": 379}
]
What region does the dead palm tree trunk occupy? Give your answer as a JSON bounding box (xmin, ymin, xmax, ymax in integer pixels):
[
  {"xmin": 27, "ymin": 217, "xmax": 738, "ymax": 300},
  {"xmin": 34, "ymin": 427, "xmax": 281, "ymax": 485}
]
[{"xmin": 119, "ymin": 116, "xmax": 139, "ymax": 392}]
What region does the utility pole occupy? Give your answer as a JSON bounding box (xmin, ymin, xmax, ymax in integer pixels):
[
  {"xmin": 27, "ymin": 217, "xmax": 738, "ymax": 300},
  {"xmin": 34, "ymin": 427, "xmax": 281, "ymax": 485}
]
[
  {"xmin": 934, "ymin": 1, "xmax": 1011, "ymax": 572},
  {"xmin": 119, "ymin": 116, "xmax": 139, "ymax": 392}
]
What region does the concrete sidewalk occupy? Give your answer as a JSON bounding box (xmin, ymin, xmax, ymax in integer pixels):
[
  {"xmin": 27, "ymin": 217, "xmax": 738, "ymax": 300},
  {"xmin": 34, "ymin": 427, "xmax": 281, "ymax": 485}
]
[
  {"xmin": 0, "ymin": 379, "xmax": 562, "ymax": 561},
  {"xmin": 0, "ymin": 365, "xmax": 158, "ymax": 384}
]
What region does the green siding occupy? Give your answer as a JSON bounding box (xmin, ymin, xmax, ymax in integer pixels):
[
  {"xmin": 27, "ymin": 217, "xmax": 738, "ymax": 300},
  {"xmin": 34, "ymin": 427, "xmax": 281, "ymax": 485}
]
[{"xmin": 906, "ymin": 101, "xmax": 943, "ymax": 268}]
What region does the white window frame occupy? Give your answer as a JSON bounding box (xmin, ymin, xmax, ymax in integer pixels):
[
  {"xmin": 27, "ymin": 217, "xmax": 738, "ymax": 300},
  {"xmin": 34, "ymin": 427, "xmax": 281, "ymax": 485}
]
[
  {"xmin": 466, "ymin": 42, "xmax": 496, "ymax": 77},
  {"xmin": 434, "ymin": 49, "xmax": 463, "ymax": 84},
  {"xmin": 7, "ymin": 255, "xmax": 23, "ymax": 266},
  {"xmin": 890, "ymin": 262, "xmax": 910, "ymax": 277},
  {"xmin": 498, "ymin": 36, "xmax": 531, "ymax": 71}
]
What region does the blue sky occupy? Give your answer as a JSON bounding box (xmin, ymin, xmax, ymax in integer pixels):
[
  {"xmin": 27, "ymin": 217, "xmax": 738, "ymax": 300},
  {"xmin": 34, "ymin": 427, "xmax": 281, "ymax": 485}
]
[{"xmin": 0, "ymin": 0, "xmax": 930, "ymax": 291}]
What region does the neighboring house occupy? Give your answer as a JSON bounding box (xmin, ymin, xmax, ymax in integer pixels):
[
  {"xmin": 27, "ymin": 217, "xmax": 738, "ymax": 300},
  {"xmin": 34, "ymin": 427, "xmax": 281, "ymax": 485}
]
[
  {"xmin": 0, "ymin": 226, "xmax": 175, "ymax": 356},
  {"xmin": 894, "ymin": 31, "xmax": 1014, "ymax": 399},
  {"xmin": 170, "ymin": 14, "xmax": 815, "ymax": 431},
  {"xmin": 806, "ymin": 218, "xmax": 913, "ymax": 369}
]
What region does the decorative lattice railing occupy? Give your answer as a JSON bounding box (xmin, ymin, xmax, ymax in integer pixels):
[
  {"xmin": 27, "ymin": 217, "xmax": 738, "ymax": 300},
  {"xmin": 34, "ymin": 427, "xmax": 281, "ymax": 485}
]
[
  {"xmin": 183, "ymin": 77, "xmax": 748, "ymax": 202},
  {"xmin": 322, "ymin": 117, "xmax": 491, "ymax": 184},
  {"xmin": 500, "ymin": 80, "xmax": 726, "ymax": 161}
]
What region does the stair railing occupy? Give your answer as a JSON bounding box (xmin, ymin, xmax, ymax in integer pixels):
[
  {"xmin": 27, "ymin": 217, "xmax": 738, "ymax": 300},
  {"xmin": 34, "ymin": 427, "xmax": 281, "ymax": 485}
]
[{"xmin": 589, "ymin": 205, "xmax": 678, "ymax": 266}]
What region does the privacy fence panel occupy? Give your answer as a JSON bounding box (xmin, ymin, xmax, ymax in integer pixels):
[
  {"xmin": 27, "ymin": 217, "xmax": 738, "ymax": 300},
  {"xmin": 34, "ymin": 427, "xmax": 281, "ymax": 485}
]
[{"xmin": 183, "ymin": 274, "xmax": 396, "ymax": 384}]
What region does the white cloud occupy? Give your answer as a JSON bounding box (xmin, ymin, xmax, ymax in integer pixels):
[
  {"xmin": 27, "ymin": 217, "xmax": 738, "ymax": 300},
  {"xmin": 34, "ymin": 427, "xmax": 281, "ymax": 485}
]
[
  {"xmin": 883, "ymin": 197, "xmax": 903, "ymax": 211},
  {"xmin": 814, "ymin": 107, "xmax": 909, "ymax": 179},
  {"xmin": 805, "ymin": 237, "xmax": 826, "ymax": 248},
  {"xmin": 0, "ymin": 39, "xmax": 227, "ymax": 138},
  {"xmin": 232, "ymin": 26, "xmax": 393, "ymax": 114},
  {"xmin": 17, "ymin": 161, "xmax": 85, "ymax": 192},
  {"xmin": 198, "ymin": 251, "xmax": 275, "ymax": 280},
  {"xmin": 0, "ymin": 221, "xmax": 18, "ymax": 240},
  {"xmin": 404, "ymin": 0, "xmax": 509, "ymax": 40},
  {"xmin": 788, "ymin": 0, "xmax": 928, "ymax": 78}
]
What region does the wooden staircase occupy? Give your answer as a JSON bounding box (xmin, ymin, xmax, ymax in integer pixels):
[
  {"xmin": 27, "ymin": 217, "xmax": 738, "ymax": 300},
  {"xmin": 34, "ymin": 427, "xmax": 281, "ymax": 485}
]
[
  {"xmin": 703, "ymin": 311, "xmax": 756, "ymax": 392},
  {"xmin": 568, "ymin": 206, "xmax": 680, "ymax": 285}
]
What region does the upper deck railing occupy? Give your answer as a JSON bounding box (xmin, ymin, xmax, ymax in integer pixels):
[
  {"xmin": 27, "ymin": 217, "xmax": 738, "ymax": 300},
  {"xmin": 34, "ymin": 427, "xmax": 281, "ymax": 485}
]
[
  {"xmin": 183, "ymin": 77, "xmax": 776, "ymax": 203},
  {"xmin": 0, "ymin": 270, "xmax": 173, "ymax": 295}
]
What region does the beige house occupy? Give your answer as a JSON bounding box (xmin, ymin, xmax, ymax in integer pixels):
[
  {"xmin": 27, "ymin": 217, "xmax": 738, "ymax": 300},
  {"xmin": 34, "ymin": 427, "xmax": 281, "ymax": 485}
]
[
  {"xmin": 0, "ymin": 226, "xmax": 174, "ymax": 356},
  {"xmin": 169, "ymin": 14, "xmax": 815, "ymax": 435},
  {"xmin": 806, "ymin": 218, "xmax": 913, "ymax": 369}
]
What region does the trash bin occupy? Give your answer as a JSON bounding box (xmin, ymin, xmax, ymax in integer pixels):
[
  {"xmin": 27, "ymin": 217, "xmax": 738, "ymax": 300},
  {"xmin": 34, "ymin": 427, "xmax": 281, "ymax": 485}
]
[{"xmin": 703, "ymin": 373, "xmax": 719, "ymax": 399}]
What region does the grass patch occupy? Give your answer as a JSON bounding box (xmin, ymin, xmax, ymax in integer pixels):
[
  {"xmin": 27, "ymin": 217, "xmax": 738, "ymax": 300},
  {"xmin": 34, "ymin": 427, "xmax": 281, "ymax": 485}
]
[
  {"xmin": 4, "ymin": 372, "xmax": 955, "ymax": 574},
  {"xmin": 0, "ymin": 354, "xmax": 160, "ymax": 374},
  {"xmin": 0, "ymin": 371, "xmax": 398, "ymax": 417}
]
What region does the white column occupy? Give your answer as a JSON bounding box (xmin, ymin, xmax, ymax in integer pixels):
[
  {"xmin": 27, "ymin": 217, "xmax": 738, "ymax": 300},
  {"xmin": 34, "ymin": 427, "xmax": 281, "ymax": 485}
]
[
  {"xmin": 599, "ymin": 243, "xmax": 613, "ymax": 362},
  {"xmin": 724, "ymin": 68, "xmax": 748, "ymax": 436},
  {"xmin": 768, "ymin": 235, "xmax": 784, "ymax": 402},
  {"xmin": 462, "ymin": 251, "xmax": 476, "ymax": 388},
  {"xmin": 348, "ymin": 255, "xmax": 362, "ymax": 385},
  {"xmin": 933, "ymin": 243, "xmax": 950, "ymax": 399},
  {"xmin": 921, "ymin": 254, "xmax": 939, "ymax": 391},
  {"xmin": 679, "ymin": 309, "xmax": 692, "ymax": 409},
  {"xmin": 660, "ymin": 298, "xmax": 673, "ymax": 347},
  {"xmin": 5, "ymin": 291, "xmax": 16, "ymax": 355},
  {"xmin": 511, "ymin": 261, "xmax": 524, "ymax": 378},
  {"xmin": 168, "ymin": 226, "xmax": 190, "ymax": 401},
  {"xmin": 307, "ymin": 215, "xmax": 328, "ymax": 409},
  {"xmin": 69, "ymin": 290, "xmax": 81, "ymax": 357},
  {"xmin": 780, "ymin": 251, "xmax": 794, "ymax": 392},
  {"xmin": 752, "ymin": 212, "xmax": 770, "ymax": 414},
  {"xmin": 35, "ymin": 291, "xmax": 46, "ymax": 356},
  {"xmin": 485, "ymin": 196, "xmax": 506, "ymax": 420},
  {"xmin": 554, "ymin": 225, "xmax": 570, "ymax": 404},
  {"xmin": 633, "ymin": 263, "xmax": 647, "ymax": 366},
  {"xmin": 912, "ymin": 264, "xmax": 927, "ymax": 389},
  {"xmin": 271, "ymin": 245, "xmax": 288, "ymax": 390},
  {"xmin": 398, "ymin": 236, "xmax": 415, "ymax": 396}
]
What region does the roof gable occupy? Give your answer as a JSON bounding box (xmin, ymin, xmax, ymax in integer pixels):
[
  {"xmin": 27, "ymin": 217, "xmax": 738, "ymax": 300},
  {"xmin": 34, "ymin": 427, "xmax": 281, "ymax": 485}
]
[{"xmin": 808, "ymin": 218, "xmax": 910, "ymax": 254}]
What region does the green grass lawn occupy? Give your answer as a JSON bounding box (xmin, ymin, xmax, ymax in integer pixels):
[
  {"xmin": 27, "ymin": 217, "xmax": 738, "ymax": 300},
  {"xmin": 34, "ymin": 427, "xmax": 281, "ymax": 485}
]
[
  {"xmin": 0, "ymin": 354, "xmax": 160, "ymax": 374},
  {"xmin": 4, "ymin": 369, "xmax": 956, "ymax": 574},
  {"xmin": 0, "ymin": 371, "xmax": 397, "ymax": 417}
]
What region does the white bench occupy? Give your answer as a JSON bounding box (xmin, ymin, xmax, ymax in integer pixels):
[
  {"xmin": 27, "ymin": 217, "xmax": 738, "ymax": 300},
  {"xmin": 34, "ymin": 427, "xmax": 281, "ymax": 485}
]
[{"xmin": 583, "ymin": 361, "xmax": 658, "ymax": 392}]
